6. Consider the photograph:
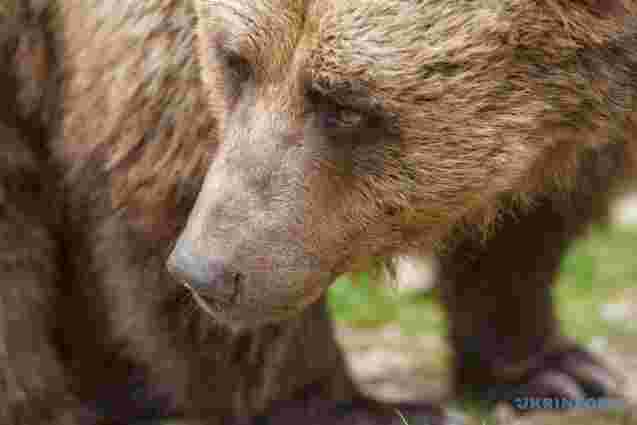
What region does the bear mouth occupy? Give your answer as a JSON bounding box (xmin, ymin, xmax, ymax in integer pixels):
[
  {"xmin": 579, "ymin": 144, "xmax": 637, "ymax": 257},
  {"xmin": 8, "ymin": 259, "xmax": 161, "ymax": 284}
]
[
  {"xmin": 179, "ymin": 279, "xmax": 231, "ymax": 314},
  {"xmin": 182, "ymin": 279, "xmax": 304, "ymax": 327},
  {"xmin": 192, "ymin": 290, "xmax": 228, "ymax": 316}
]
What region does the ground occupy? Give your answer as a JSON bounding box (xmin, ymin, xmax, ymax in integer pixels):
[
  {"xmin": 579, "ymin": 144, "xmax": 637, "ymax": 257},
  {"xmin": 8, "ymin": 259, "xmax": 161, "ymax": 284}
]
[
  {"xmin": 335, "ymin": 320, "xmax": 637, "ymax": 425},
  {"xmin": 330, "ymin": 198, "xmax": 637, "ymax": 425}
]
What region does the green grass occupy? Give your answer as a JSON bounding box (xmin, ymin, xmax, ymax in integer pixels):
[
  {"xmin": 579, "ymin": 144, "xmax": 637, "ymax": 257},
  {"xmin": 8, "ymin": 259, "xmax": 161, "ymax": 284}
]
[
  {"xmin": 328, "ymin": 225, "xmax": 637, "ymax": 344},
  {"xmin": 328, "ymin": 272, "xmax": 445, "ymax": 335},
  {"xmin": 556, "ymin": 226, "xmax": 637, "ymax": 344}
]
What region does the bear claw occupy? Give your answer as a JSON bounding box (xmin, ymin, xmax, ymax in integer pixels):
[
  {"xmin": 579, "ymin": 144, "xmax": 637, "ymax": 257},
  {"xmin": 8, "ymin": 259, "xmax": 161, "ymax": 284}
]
[{"xmin": 501, "ymin": 345, "xmax": 625, "ymax": 412}]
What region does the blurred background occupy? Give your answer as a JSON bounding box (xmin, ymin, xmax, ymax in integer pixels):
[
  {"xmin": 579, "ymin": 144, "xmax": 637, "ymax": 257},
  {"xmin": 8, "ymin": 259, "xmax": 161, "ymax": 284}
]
[{"xmin": 327, "ymin": 194, "xmax": 637, "ymax": 425}]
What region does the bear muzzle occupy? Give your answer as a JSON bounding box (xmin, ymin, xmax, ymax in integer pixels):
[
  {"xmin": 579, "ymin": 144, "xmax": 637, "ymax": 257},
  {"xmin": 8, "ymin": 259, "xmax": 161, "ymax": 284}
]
[{"xmin": 166, "ymin": 240, "xmax": 242, "ymax": 307}]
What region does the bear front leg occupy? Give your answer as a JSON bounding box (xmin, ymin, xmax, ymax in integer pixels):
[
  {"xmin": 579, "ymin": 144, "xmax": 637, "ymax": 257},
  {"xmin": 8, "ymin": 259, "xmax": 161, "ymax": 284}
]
[
  {"xmin": 438, "ymin": 194, "xmax": 622, "ymax": 410},
  {"xmin": 0, "ymin": 124, "xmax": 82, "ymax": 425}
]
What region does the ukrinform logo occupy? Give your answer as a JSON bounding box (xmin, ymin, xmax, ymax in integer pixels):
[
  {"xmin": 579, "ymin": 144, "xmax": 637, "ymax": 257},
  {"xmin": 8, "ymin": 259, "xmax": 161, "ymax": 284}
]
[{"xmin": 513, "ymin": 397, "xmax": 625, "ymax": 411}]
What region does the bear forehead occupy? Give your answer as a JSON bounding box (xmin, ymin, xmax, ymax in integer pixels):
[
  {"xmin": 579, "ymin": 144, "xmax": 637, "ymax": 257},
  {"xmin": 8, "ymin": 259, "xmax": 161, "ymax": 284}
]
[{"xmin": 199, "ymin": 0, "xmax": 489, "ymax": 91}]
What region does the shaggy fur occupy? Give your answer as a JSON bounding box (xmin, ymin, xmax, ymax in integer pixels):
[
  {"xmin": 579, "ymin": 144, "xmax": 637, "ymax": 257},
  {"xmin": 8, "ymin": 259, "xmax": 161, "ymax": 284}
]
[
  {"xmin": 0, "ymin": 0, "xmax": 636, "ymax": 424},
  {"xmin": 0, "ymin": 4, "xmax": 79, "ymax": 423}
]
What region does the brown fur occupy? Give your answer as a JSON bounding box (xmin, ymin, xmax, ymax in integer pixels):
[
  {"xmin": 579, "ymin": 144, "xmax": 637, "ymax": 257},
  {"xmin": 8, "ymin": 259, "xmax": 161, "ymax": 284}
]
[
  {"xmin": 0, "ymin": 124, "xmax": 80, "ymax": 424},
  {"xmin": 0, "ymin": 5, "xmax": 77, "ymax": 422},
  {"xmin": 0, "ymin": 0, "xmax": 636, "ymax": 423},
  {"xmin": 177, "ymin": 0, "xmax": 637, "ymax": 325}
]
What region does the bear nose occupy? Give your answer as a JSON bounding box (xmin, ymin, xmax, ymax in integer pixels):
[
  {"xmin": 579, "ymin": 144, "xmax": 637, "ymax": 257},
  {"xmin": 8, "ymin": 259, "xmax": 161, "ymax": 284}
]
[{"xmin": 166, "ymin": 243, "xmax": 240, "ymax": 305}]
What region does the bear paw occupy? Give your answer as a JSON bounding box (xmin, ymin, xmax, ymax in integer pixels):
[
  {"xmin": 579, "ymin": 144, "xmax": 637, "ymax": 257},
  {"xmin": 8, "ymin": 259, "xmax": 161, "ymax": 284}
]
[{"xmin": 488, "ymin": 345, "xmax": 625, "ymax": 413}]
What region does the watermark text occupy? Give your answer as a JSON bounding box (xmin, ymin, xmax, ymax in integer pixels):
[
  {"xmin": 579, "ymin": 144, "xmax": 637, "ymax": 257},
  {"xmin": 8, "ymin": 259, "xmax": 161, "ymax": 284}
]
[{"xmin": 513, "ymin": 396, "xmax": 625, "ymax": 411}]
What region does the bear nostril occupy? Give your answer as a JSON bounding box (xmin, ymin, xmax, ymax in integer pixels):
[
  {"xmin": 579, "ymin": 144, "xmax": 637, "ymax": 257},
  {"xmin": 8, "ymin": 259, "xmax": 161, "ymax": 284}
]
[
  {"xmin": 231, "ymin": 272, "xmax": 244, "ymax": 304},
  {"xmin": 166, "ymin": 244, "xmax": 240, "ymax": 305}
]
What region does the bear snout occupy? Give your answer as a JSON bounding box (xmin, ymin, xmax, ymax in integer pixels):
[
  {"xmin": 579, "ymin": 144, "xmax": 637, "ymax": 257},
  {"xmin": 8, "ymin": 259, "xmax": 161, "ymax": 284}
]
[{"xmin": 167, "ymin": 242, "xmax": 241, "ymax": 306}]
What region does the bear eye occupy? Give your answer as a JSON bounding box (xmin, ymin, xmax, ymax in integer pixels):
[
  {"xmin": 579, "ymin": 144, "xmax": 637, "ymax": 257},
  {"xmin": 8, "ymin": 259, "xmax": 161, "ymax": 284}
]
[
  {"xmin": 223, "ymin": 50, "xmax": 252, "ymax": 89},
  {"xmin": 306, "ymin": 86, "xmax": 369, "ymax": 130},
  {"xmin": 320, "ymin": 107, "xmax": 365, "ymax": 129}
]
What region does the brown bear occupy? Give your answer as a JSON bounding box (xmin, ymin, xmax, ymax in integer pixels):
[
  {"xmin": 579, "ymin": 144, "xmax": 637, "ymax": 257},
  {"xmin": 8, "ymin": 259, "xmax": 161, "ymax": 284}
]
[
  {"xmin": 1, "ymin": 0, "xmax": 636, "ymax": 424},
  {"xmin": 3, "ymin": 1, "xmax": 447, "ymax": 424}
]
